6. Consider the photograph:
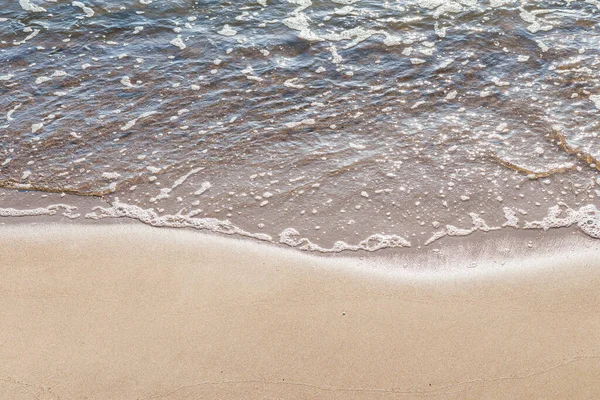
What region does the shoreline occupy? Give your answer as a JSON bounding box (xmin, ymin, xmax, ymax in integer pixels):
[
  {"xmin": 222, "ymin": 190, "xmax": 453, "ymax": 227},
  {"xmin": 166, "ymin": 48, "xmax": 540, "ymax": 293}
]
[
  {"xmin": 1, "ymin": 224, "xmax": 600, "ymax": 399},
  {"xmin": 1, "ymin": 188, "xmax": 599, "ymax": 262},
  {"xmin": 1, "ymin": 188, "xmax": 599, "ymax": 256}
]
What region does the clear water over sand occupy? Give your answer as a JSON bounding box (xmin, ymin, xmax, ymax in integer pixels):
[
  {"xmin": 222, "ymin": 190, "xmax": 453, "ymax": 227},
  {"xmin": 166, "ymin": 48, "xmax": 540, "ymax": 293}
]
[{"xmin": 1, "ymin": 1, "xmax": 600, "ymax": 250}]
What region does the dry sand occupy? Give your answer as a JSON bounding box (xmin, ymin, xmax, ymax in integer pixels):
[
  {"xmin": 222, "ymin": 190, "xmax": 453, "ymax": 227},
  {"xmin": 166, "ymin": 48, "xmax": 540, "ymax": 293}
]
[{"xmin": 1, "ymin": 224, "xmax": 600, "ymax": 399}]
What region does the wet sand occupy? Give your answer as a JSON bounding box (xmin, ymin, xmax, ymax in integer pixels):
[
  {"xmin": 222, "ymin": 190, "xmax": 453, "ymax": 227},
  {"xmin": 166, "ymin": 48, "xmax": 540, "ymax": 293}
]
[{"xmin": 1, "ymin": 224, "xmax": 600, "ymax": 399}]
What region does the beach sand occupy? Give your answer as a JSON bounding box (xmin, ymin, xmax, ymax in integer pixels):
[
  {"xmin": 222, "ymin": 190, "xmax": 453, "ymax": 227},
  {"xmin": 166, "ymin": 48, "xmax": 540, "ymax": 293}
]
[{"xmin": 1, "ymin": 224, "xmax": 600, "ymax": 399}]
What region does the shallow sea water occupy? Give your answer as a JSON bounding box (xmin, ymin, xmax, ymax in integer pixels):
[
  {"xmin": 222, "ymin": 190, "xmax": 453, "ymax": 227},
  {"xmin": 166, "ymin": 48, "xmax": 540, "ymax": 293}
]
[{"xmin": 1, "ymin": 0, "xmax": 600, "ymax": 251}]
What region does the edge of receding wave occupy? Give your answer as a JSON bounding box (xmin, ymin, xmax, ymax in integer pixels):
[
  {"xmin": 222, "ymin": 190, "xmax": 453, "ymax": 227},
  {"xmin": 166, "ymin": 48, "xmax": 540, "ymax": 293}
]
[{"xmin": 0, "ymin": 198, "xmax": 599, "ymax": 254}]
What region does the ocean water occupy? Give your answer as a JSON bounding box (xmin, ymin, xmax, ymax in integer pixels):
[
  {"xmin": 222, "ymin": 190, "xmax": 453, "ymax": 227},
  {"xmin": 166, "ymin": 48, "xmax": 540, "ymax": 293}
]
[{"xmin": 1, "ymin": 0, "xmax": 599, "ymax": 251}]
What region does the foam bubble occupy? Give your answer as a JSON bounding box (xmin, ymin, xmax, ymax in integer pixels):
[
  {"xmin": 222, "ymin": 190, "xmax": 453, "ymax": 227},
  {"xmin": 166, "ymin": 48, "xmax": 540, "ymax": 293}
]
[
  {"xmin": 31, "ymin": 123, "xmax": 43, "ymax": 133},
  {"xmin": 19, "ymin": 0, "xmax": 46, "ymax": 12},
  {"xmin": 279, "ymin": 228, "xmax": 411, "ymax": 253},
  {"xmin": 120, "ymin": 111, "xmax": 158, "ymax": 131},
  {"xmin": 577, "ymin": 205, "xmax": 600, "ymax": 239},
  {"xmin": 35, "ymin": 76, "xmax": 51, "ymax": 85},
  {"xmin": 217, "ymin": 25, "xmax": 237, "ymax": 37},
  {"xmin": 120, "ymin": 76, "xmax": 135, "ymax": 88},
  {"xmin": 525, "ymin": 204, "xmax": 600, "ymax": 239},
  {"xmin": 102, "ymin": 172, "xmax": 121, "ymax": 180},
  {"xmin": 170, "ymin": 36, "xmax": 186, "ymax": 50},
  {"xmin": 283, "ymin": 78, "xmax": 305, "ymax": 89},
  {"xmin": 502, "ymin": 207, "xmax": 520, "ymax": 228},
  {"xmin": 590, "ymin": 95, "xmax": 600, "ymax": 110},
  {"xmin": 194, "ymin": 182, "xmax": 212, "ymax": 196}
]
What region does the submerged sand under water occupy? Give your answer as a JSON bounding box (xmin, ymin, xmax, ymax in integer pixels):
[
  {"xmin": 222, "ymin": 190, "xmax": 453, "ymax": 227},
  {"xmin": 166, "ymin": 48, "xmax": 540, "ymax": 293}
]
[
  {"xmin": 3, "ymin": 0, "xmax": 600, "ymax": 247},
  {"xmin": 1, "ymin": 224, "xmax": 600, "ymax": 399}
]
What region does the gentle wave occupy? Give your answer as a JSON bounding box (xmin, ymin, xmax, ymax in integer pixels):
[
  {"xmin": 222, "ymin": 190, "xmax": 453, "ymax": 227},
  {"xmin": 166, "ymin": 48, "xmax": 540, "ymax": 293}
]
[{"xmin": 1, "ymin": 0, "xmax": 599, "ymax": 249}]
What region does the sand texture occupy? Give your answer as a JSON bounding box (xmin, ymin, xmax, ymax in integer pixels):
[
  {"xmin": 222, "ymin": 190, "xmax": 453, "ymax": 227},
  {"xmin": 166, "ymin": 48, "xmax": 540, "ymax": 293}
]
[{"xmin": 1, "ymin": 224, "xmax": 600, "ymax": 399}]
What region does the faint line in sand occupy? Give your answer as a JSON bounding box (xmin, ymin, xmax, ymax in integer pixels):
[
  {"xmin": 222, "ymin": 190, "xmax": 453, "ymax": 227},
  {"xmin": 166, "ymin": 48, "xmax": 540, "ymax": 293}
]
[{"xmin": 138, "ymin": 354, "xmax": 600, "ymax": 399}]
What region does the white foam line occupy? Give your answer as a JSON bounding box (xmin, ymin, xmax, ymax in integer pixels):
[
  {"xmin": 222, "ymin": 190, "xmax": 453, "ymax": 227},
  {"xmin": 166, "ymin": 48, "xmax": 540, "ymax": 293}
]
[
  {"xmin": 5, "ymin": 200, "xmax": 600, "ymax": 257},
  {"xmin": 280, "ymin": 228, "xmax": 411, "ymax": 253},
  {"xmin": 282, "ymin": 6, "xmax": 403, "ymax": 52},
  {"xmin": 85, "ymin": 198, "xmax": 272, "ymax": 242},
  {"xmin": 172, "ymin": 167, "xmax": 203, "ymax": 190},
  {"xmin": 425, "ymin": 204, "xmax": 600, "ymax": 246},
  {"xmin": 0, "ymin": 204, "xmax": 79, "ymax": 219},
  {"xmin": 84, "ymin": 198, "xmax": 413, "ymax": 253}
]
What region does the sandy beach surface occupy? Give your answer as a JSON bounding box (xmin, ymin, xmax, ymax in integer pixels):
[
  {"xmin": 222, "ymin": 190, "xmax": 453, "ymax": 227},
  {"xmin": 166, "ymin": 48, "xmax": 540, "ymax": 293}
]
[{"xmin": 1, "ymin": 224, "xmax": 600, "ymax": 399}]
